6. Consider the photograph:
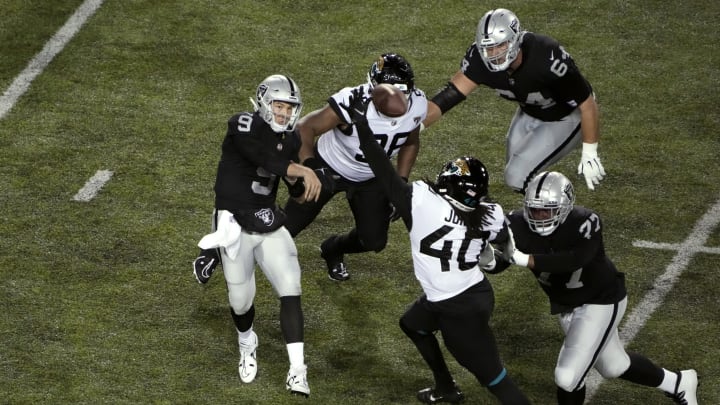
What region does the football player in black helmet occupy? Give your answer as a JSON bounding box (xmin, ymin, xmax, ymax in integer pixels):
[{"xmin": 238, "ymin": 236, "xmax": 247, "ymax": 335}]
[
  {"xmin": 435, "ymin": 157, "xmax": 489, "ymax": 212},
  {"xmin": 493, "ymin": 171, "xmax": 698, "ymax": 405},
  {"xmin": 282, "ymin": 52, "xmax": 428, "ymax": 282},
  {"xmin": 424, "ymin": 8, "xmax": 606, "ymax": 193},
  {"xmin": 343, "ymin": 90, "xmax": 531, "ymax": 405},
  {"xmin": 368, "ymin": 52, "xmax": 415, "ymax": 95}
]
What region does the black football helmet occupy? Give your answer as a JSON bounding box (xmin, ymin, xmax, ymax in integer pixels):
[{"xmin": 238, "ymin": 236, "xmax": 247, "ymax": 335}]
[
  {"xmin": 436, "ymin": 156, "xmax": 489, "ymax": 211},
  {"xmin": 367, "ymin": 53, "xmax": 415, "ymax": 95}
]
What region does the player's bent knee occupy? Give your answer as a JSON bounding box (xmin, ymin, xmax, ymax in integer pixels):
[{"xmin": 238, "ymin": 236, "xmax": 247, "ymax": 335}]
[
  {"xmin": 503, "ymin": 168, "xmax": 527, "ymax": 193},
  {"xmin": 554, "ymin": 367, "xmax": 582, "ymax": 392},
  {"xmin": 228, "ymin": 292, "xmax": 254, "ymax": 315},
  {"xmin": 359, "ymin": 236, "xmax": 387, "ymax": 253},
  {"xmin": 595, "ymin": 361, "xmax": 628, "ymax": 379}
]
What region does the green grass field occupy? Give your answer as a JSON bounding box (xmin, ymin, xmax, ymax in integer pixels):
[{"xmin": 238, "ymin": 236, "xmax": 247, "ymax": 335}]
[{"xmin": 1, "ymin": 1, "xmax": 718, "ymax": 404}]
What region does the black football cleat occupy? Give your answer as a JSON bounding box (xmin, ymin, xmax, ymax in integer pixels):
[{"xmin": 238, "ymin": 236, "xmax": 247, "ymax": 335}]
[
  {"xmin": 416, "ymin": 384, "xmax": 465, "ymax": 404},
  {"xmin": 320, "ymin": 238, "xmax": 350, "ymax": 281}
]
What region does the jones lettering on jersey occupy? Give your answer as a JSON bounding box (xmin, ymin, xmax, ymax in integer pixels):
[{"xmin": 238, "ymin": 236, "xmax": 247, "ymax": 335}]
[{"xmin": 443, "ymin": 209, "xmax": 465, "ymax": 225}]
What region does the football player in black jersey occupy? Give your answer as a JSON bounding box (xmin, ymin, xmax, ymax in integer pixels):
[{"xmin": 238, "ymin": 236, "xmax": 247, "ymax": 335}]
[
  {"xmin": 193, "ymin": 75, "xmax": 321, "ymax": 397},
  {"xmin": 492, "ymin": 171, "xmax": 698, "ymax": 405},
  {"xmin": 344, "ymin": 91, "xmax": 530, "ymax": 405},
  {"xmin": 282, "ymin": 53, "xmax": 427, "ymax": 281},
  {"xmin": 424, "ymin": 8, "xmax": 606, "ymax": 193}
]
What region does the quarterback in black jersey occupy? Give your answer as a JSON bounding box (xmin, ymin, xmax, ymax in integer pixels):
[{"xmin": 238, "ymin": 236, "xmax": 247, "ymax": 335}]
[
  {"xmin": 424, "ymin": 8, "xmax": 606, "ymax": 192},
  {"xmin": 194, "ymin": 75, "xmax": 321, "ymax": 397},
  {"xmin": 344, "ymin": 91, "xmax": 530, "ymax": 405},
  {"xmin": 493, "ymin": 171, "xmax": 698, "ymax": 405}
]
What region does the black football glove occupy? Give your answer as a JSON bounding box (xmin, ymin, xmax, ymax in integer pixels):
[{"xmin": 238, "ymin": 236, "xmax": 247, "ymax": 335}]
[
  {"xmin": 341, "ymin": 87, "xmax": 371, "ymax": 126},
  {"xmin": 193, "ymin": 250, "xmax": 219, "ymax": 284},
  {"xmin": 485, "ymin": 246, "xmax": 512, "ymax": 274},
  {"xmin": 314, "ymin": 167, "xmax": 339, "ymax": 193},
  {"xmin": 387, "ymin": 177, "xmax": 408, "ymax": 222}
]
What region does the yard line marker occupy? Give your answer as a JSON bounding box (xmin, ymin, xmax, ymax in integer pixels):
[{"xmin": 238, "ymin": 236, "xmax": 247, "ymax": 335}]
[
  {"xmin": 73, "ymin": 170, "xmax": 113, "ymax": 202},
  {"xmin": 585, "ymin": 194, "xmax": 720, "ymax": 400},
  {"xmin": 0, "ymin": 0, "xmax": 105, "ymax": 120}
]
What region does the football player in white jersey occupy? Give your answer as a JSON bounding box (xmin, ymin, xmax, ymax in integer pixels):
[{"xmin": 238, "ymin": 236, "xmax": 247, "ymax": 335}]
[
  {"xmin": 283, "ymin": 53, "xmax": 428, "ymax": 281},
  {"xmin": 344, "ymin": 91, "xmax": 530, "ymax": 404},
  {"xmin": 424, "ymin": 8, "xmax": 606, "ymax": 193},
  {"xmin": 495, "ymin": 171, "xmax": 698, "ymax": 405}
]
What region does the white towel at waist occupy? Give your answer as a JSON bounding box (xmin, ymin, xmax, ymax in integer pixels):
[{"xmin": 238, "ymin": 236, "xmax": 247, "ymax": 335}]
[{"xmin": 198, "ymin": 210, "xmax": 242, "ymax": 260}]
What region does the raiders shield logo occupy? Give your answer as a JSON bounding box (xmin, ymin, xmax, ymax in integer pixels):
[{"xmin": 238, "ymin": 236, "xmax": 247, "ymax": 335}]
[{"xmin": 254, "ymin": 208, "xmax": 275, "ymax": 226}]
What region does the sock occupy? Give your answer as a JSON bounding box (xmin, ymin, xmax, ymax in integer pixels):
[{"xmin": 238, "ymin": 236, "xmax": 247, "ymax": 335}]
[
  {"xmin": 237, "ymin": 327, "xmax": 254, "ymax": 342},
  {"xmin": 286, "ymin": 342, "xmax": 305, "ymax": 369},
  {"xmin": 618, "ymin": 352, "xmax": 664, "ymax": 386},
  {"xmin": 230, "ymin": 305, "xmax": 255, "ymax": 332},
  {"xmin": 657, "ymin": 369, "xmax": 680, "ymax": 393},
  {"xmin": 486, "ymin": 373, "xmax": 531, "ymax": 405},
  {"xmin": 557, "ymin": 385, "xmax": 585, "ymax": 405}
]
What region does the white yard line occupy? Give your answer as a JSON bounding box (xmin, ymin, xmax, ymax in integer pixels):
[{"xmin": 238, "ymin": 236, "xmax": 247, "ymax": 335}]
[
  {"xmin": 0, "ymin": 0, "xmax": 105, "ymax": 120},
  {"xmin": 73, "ymin": 170, "xmax": 114, "ymax": 202},
  {"xmin": 585, "ymin": 195, "xmax": 720, "ymax": 401}
]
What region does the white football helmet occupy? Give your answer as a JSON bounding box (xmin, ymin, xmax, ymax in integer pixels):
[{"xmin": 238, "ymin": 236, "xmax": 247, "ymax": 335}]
[
  {"xmin": 475, "ymin": 8, "xmax": 524, "ymax": 72},
  {"xmin": 523, "ymin": 171, "xmax": 575, "ymax": 236},
  {"xmin": 254, "ymin": 75, "xmax": 302, "ymax": 133}
]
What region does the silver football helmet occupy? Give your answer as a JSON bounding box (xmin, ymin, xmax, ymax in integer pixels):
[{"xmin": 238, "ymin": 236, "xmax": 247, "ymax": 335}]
[
  {"xmin": 523, "ymin": 171, "xmax": 575, "ymax": 236},
  {"xmin": 475, "ymin": 8, "xmax": 523, "ymax": 72},
  {"xmin": 254, "ymin": 75, "xmax": 302, "ymax": 133}
]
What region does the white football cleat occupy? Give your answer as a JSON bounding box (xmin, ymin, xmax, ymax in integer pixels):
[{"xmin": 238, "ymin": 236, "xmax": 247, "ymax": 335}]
[
  {"xmin": 286, "ymin": 364, "xmax": 310, "ymax": 397},
  {"xmin": 238, "ymin": 331, "xmax": 258, "ymax": 383},
  {"xmin": 666, "ymin": 369, "xmax": 698, "ymax": 405}
]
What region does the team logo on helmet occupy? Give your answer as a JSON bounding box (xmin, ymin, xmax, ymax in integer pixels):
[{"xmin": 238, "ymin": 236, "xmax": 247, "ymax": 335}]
[
  {"xmin": 376, "ymin": 56, "xmax": 385, "ymax": 71},
  {"xmin": 444, "ymin": 159, "xmax": 472, "ymax": 177},
  {"xmin": 257, "ymin": 84, "xmax": 268, "ymax": 99}
]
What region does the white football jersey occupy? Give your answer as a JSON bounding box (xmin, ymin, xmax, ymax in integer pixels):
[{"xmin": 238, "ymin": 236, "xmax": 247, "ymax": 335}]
[
  {"xmin": 409, "ymin": 182, "xmax": 506, "ymax": 302},
  {"xmin": 317, "ymin": 84, "xmax": 427, "ymax": 182}
]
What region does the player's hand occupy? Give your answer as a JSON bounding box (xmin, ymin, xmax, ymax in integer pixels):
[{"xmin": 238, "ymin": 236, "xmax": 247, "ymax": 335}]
[
  {"xmin": 341, "ymin": 87, "xmax": 371, "ymax": 126},
  {"xmin": 388, "ymin": 203, "xmax": 401, "ymax": 222},
  {"xmin": 577, "ymin": 142, "xmax": 606, "ymax": 190},
  {"xmin": 315, "ymin": 167, "xmax": 338, "ymax": 193},
  {"xmin": 300, "ymin": 166, "xmax": 322, "ymax": 202},
  {"xmin": 511, "ymin": 249, "xmax": 530, "ymax": 267}
]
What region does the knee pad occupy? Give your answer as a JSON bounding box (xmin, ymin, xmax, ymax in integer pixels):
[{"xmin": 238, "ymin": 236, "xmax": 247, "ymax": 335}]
[
  {"xmin": 596, "ymin": 356, "xmax": 630, "ymax": 379},
  {"xmin": 359, "ymin": 235, "xmax": 388, "ymax": 253},
  {"xmin": 555, "ymin": 366, "xmax": 582, "ymax": 392},
  {"xmin": 504, "ymin": 167, "xmax": 532, "ymax": 193},
  {"xmin": 399, "ymin": 318, "xmax": 429, "ymax": 342},
  {"xmin": 228, "ymin": 288, "xmax": 253, "ymax": 315}
]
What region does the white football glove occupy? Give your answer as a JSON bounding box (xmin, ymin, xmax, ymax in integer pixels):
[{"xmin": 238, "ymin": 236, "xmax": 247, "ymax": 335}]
[
  {"xmin": 511, "ymin": 249, "xmax": 530, "ymax": 267},
  {"xmin": 577, "ymin": 142, "xmax": 606, "ymax": 190},
  {"xmin": 479, "ymin": 244, "xmax": 497, "ymax": 272}
]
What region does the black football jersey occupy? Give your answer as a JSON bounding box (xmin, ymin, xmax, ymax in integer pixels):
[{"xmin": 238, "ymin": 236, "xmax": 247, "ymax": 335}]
[
  {"xmin": 506, "ymin": 206, "xmax": 626, "ymax": 313},
  {"xmin": 213, "ymin": 112, "xmax": 300, "ymax": 231},
  {"xmin": 462, "ymin": 32, "xmax": 593, "ymax": 122}
]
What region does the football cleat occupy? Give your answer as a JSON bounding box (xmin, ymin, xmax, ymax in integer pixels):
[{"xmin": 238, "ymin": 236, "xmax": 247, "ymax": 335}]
[
  {"xmin": 286, "ymin": 364, "xmax": 310, "ymax": 397},
  {"xmin": 193, "ymin": 251, "xmax": 218, "ymax": 284},
  {"xmin": 665, "ymin": 369, "xmax": 698, "ymax": 405},
  {"xmin": 416, "ymin": 384, "xmax": 465, "ymax": 404},
  {"xmin": 320, "ymin": 238, "xmax": 350, "ymax": 281},
  {"xmin": 238, "ymin": 331, "xmax": 258, "ymax": 383}
]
